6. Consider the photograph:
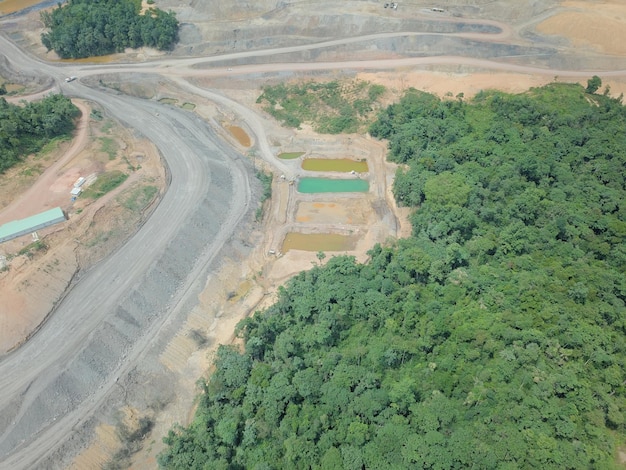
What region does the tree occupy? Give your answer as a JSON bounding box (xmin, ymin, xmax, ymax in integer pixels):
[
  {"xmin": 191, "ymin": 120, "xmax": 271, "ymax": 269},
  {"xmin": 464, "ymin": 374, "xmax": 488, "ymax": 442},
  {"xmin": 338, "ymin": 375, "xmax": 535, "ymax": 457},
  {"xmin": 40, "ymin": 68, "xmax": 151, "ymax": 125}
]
[
  {"xmin": 0, "ymin": 94, "xmax": 78, "ymax": 173},
  {"xmin": 40, "ymin": 0, "xmax": 179, "ymax": 59},
  {"xmin": 158, "ymin": 83, "xmax": 626, "ymax": 470},
  {"xmin": 586, "ymin": 75, "xmax": 602, "ymax": 94}
]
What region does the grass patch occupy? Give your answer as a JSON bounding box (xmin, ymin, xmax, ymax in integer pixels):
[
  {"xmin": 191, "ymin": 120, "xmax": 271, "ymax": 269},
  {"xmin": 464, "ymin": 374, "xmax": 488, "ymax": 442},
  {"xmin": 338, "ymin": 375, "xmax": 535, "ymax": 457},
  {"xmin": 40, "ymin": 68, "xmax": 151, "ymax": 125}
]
[
  {"xmin": 257, "ymin": 80, "xmax": 386, "ymax": 134},
  {"xmin": 158, "ymin": 97, "xmax": 178, "ymax": 105},
  {"xmin": 181, "ymin": 102, "xmax": 196, "ymax": 110},
  {"xmin": 38, "ymin": 135, "xmax": 70, "ymax": 157},
  {"xmin": 122, "ymin": 155, "xmax": 140, "ymax": 171},
  {"xmin": 188, "ymin": 329, "xmax": 208, "ymax": 347},
  {"xmin": 256, "ymin": 170, "xmax": 272, "ymax": 202},
  {"xmin": 120, "ymin": 185, "xmax": 158, "ymax": 212},
  {"xmin": 20, "ymin": 164, "xmax": 44, "ymax": 177},
  {"xmin": 18, "ymin": 240, "xmax": 47, "ymax": 259},
  {"xmin": 90, "ymin": 109, "xmax": 103, "ymax": 121},
  {"xmin": 101, "ymin": 119, "xmax": 114, "ymax": 134},
  {"xmin": 82, "ymin": 170, "xmax": 128, "ymax": 198},
  {"xmin": 0, "ymin": 83, "xmax": 25, "ymax": 95},
  {"xmin": 255, "ymin": 170, "xmax": 272, "ymax": 221},
  {"xmin": 99, "ymin": 136, "xmax": 118, "ymax": 160},
  {"xmin": 103, "ymin": 413, "xmax": 154, "ymax": 470},
  {"xmin": 85, "ymin": 229, "xmax": 114, "ymax": 247},
  {"xmin": 278, "ymin": 151, "xmax": 304, "ymax": 160}
]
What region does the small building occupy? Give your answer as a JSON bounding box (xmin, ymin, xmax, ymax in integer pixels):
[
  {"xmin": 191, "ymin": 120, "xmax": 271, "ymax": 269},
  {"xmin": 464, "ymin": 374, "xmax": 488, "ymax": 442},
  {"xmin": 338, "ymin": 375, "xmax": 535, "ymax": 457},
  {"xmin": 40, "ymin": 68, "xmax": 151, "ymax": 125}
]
[
  {"xmin": 0, "ymin": 207, "xmax": 67, "ymax": 244},
  {"xmin": 74, "ymin": 177, "xmax": 85, "ymax": 188},
  {"xmin": 70, "ymin": 187, "xmax": 82, "ymax": 197}
]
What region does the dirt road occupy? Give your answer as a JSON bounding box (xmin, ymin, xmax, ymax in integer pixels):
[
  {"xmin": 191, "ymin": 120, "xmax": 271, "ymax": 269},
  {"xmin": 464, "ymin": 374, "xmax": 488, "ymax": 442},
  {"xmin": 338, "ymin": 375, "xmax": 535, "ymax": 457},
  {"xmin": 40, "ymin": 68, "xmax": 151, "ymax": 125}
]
[
  {"xmin": 1, "ymin": 4, "xmax": 626, "ymax": 469},
  {"xmin": 0, "ymin": 38, "xmax": 253, "ymax": 468}
]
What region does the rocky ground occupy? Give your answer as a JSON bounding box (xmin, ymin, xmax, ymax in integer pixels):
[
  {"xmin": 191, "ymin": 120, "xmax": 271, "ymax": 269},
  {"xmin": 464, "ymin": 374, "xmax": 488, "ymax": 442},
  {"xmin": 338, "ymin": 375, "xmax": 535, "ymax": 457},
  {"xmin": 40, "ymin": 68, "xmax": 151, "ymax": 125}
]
[{"xmin": 1, "ymin": 0, "xmax": 626, "ymax": 468}]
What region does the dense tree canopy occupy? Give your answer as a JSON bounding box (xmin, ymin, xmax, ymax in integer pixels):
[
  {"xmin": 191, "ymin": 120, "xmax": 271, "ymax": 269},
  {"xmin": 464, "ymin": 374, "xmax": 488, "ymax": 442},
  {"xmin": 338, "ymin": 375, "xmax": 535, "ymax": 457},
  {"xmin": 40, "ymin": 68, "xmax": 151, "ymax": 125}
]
[
  {"xmin": 0, "ymin": 94, "xmax": 79, "ymax": 172},
  {"xmin": 159, "ymin": 83, "xmax": 626, "ymax": 469},
  {"xmin": 40, "ymin": 0, "xmax": 179, "ymax": 59}
]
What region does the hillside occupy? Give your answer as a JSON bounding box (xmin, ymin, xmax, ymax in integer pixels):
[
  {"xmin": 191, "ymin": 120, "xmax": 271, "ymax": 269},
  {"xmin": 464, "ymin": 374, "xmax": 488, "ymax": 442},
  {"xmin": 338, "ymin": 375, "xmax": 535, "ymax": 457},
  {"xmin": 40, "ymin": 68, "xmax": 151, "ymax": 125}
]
[{"xmin": 157, "ymin": 82, "xmax": 626, "ymax": 468}]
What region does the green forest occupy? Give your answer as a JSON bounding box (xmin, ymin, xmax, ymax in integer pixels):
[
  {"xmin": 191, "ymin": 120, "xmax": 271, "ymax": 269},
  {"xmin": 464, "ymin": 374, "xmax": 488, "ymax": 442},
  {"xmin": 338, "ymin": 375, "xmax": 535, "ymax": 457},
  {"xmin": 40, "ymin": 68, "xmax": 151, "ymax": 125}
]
[
  {"xmin": 0, "ymin": 94, "xmax": 79, "ymax": 173},
  {"xmin": 158, "ymin": 81, "xmax": 626, "ymax": 469},
  {"xmin": 40, "ymin": 0, "xmax": 179, "ymax": 59}
]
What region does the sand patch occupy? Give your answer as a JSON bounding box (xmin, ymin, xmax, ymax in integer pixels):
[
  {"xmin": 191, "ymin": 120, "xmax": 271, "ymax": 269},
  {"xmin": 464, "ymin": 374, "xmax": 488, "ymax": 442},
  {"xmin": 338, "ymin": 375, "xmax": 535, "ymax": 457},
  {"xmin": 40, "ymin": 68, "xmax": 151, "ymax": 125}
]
[
  {"xmin": 296, "ymin": 200, "xmax": 369, "ymax": 225},
  {"xmin": 536, "ymin": 1, "xmax": 626, "ymax": 56},
  {"xmin": 357, "ymin": 71, "xmax": 553, "ymax": 100},
  {"xmin": 0, "ymin": 0, "xmax": 42, "ymax": 15}
]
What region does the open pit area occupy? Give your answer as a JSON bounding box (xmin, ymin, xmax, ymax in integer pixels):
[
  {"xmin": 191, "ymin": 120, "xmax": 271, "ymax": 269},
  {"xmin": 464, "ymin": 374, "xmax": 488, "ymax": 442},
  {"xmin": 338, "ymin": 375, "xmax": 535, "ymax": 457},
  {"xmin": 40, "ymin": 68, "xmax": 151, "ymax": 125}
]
[{"xmin": 1, "ymin": 0, "xmax": 626, "ymax": 468}]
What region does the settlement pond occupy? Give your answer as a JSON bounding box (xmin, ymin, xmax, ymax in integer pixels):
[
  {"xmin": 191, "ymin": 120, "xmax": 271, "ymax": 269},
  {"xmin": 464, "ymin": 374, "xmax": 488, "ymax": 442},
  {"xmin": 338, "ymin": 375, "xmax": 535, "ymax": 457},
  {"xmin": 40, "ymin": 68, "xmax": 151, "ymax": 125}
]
[
  {"xmin": 281, "ymin": 233, "xmax": 357, "ymax": 253},
  {"xmin": 302, "ymin": 158, "xmax": 368, "ymax": 173},
  {"xmin": 0, "ymin": 0, "xmax": 45, "ymax": 15},
  {"xmin": 278, "ymin": 152, "xmax": 305, "ymax": 160},
  {"xmin": 226, "ymin": 125, "xmax": 251, "ymax": 147},
  {"xmin": 297, "ymin": 177, "xmax": 369, "ymax": 193}
]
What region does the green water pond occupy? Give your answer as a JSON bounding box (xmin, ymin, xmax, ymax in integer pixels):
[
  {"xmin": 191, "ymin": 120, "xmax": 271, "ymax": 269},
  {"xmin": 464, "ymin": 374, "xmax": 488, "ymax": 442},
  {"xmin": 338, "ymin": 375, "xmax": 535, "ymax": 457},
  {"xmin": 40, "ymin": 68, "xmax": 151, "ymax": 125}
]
[
  {"xmin": 302, "ymin": 158, "xmax": 368, "ymax": 172},
  {"xmin": 278, "ymin": 152, "xmax": 305, "ymax": 160},
  {"xmin": 297, "ymin": 177, "xmax": 369, "ymax": 193}
]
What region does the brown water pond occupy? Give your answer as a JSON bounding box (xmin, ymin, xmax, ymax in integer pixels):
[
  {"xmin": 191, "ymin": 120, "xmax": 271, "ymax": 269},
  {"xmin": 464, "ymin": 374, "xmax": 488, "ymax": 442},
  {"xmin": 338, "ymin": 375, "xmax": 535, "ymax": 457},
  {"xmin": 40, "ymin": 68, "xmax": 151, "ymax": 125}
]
[
  {"xmin": 227, "ymin": 125, "xmax": 251, "ymax": 147},
  {"xmin": 281, "ymin": 233, "xmax": 357, "ymax": 253},
  {"xmin": 1, "ymin": 0, "xmax": 47, "ymax": 15}
]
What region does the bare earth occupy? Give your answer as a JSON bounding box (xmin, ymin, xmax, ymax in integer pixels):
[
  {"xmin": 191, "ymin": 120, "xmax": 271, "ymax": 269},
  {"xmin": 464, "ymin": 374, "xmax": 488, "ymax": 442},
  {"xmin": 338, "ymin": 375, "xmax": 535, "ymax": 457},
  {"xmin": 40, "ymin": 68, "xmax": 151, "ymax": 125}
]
[
  {"xmin": 0, "ymin": 0, "xmax": 626, "ymax": 467},
  {"xmin": 0, "ymin": 101, "xmax": 164, "ymax": 354}
]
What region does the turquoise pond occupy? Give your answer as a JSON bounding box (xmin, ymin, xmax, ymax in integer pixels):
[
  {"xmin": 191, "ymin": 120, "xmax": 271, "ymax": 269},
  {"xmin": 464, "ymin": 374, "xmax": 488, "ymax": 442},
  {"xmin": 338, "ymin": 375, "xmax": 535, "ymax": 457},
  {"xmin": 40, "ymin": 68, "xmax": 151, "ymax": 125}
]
[{"xmin": 297, "ymin": 178, "xmax": 369, "ymax": 193}]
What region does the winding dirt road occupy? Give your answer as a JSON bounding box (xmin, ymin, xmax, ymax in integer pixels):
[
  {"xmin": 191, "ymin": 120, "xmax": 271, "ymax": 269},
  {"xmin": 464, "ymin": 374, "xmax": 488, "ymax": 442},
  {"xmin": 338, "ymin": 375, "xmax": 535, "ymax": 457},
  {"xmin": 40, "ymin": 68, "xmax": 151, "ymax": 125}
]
[{"xmin": 0, "ymin": 10, "xmax": 625, "ymax": 469}]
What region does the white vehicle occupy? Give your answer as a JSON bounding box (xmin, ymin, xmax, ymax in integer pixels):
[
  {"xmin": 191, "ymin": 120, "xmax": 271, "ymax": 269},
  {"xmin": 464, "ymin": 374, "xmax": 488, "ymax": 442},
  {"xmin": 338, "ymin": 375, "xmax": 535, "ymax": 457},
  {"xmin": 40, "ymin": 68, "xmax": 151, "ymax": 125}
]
[{"xmin": 65, "ymin": 76, "xmax": 77, "ymax": 82}]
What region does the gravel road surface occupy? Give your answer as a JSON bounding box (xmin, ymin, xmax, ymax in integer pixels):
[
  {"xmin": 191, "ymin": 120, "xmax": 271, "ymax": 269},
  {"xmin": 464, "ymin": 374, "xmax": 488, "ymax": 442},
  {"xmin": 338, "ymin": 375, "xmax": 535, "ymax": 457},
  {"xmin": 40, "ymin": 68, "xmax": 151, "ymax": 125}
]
[{"xmin": 0, "ymin": 34, "xmax": 252, "ymax": 469}]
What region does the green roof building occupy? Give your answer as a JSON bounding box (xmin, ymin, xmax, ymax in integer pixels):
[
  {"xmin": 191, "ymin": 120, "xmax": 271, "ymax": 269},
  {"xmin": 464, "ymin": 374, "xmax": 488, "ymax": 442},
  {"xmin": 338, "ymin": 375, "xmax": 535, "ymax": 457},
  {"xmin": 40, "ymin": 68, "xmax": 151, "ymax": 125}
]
[{"xmin": 0, "ymin": 207, "xmax": 67, "ymax": 243}]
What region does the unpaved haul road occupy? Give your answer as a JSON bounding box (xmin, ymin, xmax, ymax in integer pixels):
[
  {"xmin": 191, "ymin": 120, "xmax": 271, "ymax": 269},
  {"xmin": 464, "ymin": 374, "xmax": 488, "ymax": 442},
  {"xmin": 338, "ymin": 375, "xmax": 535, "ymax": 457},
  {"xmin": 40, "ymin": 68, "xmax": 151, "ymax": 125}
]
[
  {"xmin": 1, "ymin": 10, "xmax": 626, "ymax": 469},
  {"xmin": 0, "ymin": 34, "xmax": 253, "ymax": 469}
]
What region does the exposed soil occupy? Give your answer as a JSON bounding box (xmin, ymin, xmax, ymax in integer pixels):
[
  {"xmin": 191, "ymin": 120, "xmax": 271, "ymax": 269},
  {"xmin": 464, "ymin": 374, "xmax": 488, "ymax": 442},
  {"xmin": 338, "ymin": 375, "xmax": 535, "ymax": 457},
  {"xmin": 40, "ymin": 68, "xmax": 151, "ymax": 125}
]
[
  {"xmin": 537, "ymin": 0, "xmax": 626, "ymax": 56},
  {"xmin": 0, "ymin": 101, "xmax": 165, "ymax": 354}
]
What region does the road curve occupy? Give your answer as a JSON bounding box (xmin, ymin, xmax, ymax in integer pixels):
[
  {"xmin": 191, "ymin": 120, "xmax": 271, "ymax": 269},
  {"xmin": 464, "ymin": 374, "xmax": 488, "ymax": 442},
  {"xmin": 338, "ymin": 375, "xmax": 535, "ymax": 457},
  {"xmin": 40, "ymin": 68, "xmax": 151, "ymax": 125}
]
[
  {"xmin": 0, "ymin": 35, "xmax": 252, "ymax": 468},
  {"xmin": 1, "ymin": 9, "xmax": 626, "ymax": 468}
]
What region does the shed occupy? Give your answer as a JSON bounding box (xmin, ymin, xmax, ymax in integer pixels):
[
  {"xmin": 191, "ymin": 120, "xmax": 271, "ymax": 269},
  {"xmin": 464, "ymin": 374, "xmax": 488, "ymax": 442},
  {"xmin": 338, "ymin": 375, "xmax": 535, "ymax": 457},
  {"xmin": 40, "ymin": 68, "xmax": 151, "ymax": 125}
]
[{"xmin": 0, "ymin": 207, "xmax": 67, "ymax": 243}]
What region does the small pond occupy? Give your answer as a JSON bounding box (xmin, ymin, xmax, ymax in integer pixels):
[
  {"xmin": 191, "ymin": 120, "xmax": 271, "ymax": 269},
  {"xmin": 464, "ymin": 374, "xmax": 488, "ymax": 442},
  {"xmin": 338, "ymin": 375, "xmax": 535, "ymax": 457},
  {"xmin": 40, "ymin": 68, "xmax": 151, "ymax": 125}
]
[
  {"xmin": 297, "ymin": 177, "xmax": 369, "ymax": 193},
  {"xmin": 278, "ymin": 152, "xmax": 304, "ymax": 160},
  {"xmin": 227, "ymin": 125, "xmax": 251, "ymax": 147},
  {"xmin": 281, "ymin": 233, "xmax": 357, "ymax": 253},
  {"xmin": 302, "ymin": 158, "xmax": 368, "ymax": 172}
]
